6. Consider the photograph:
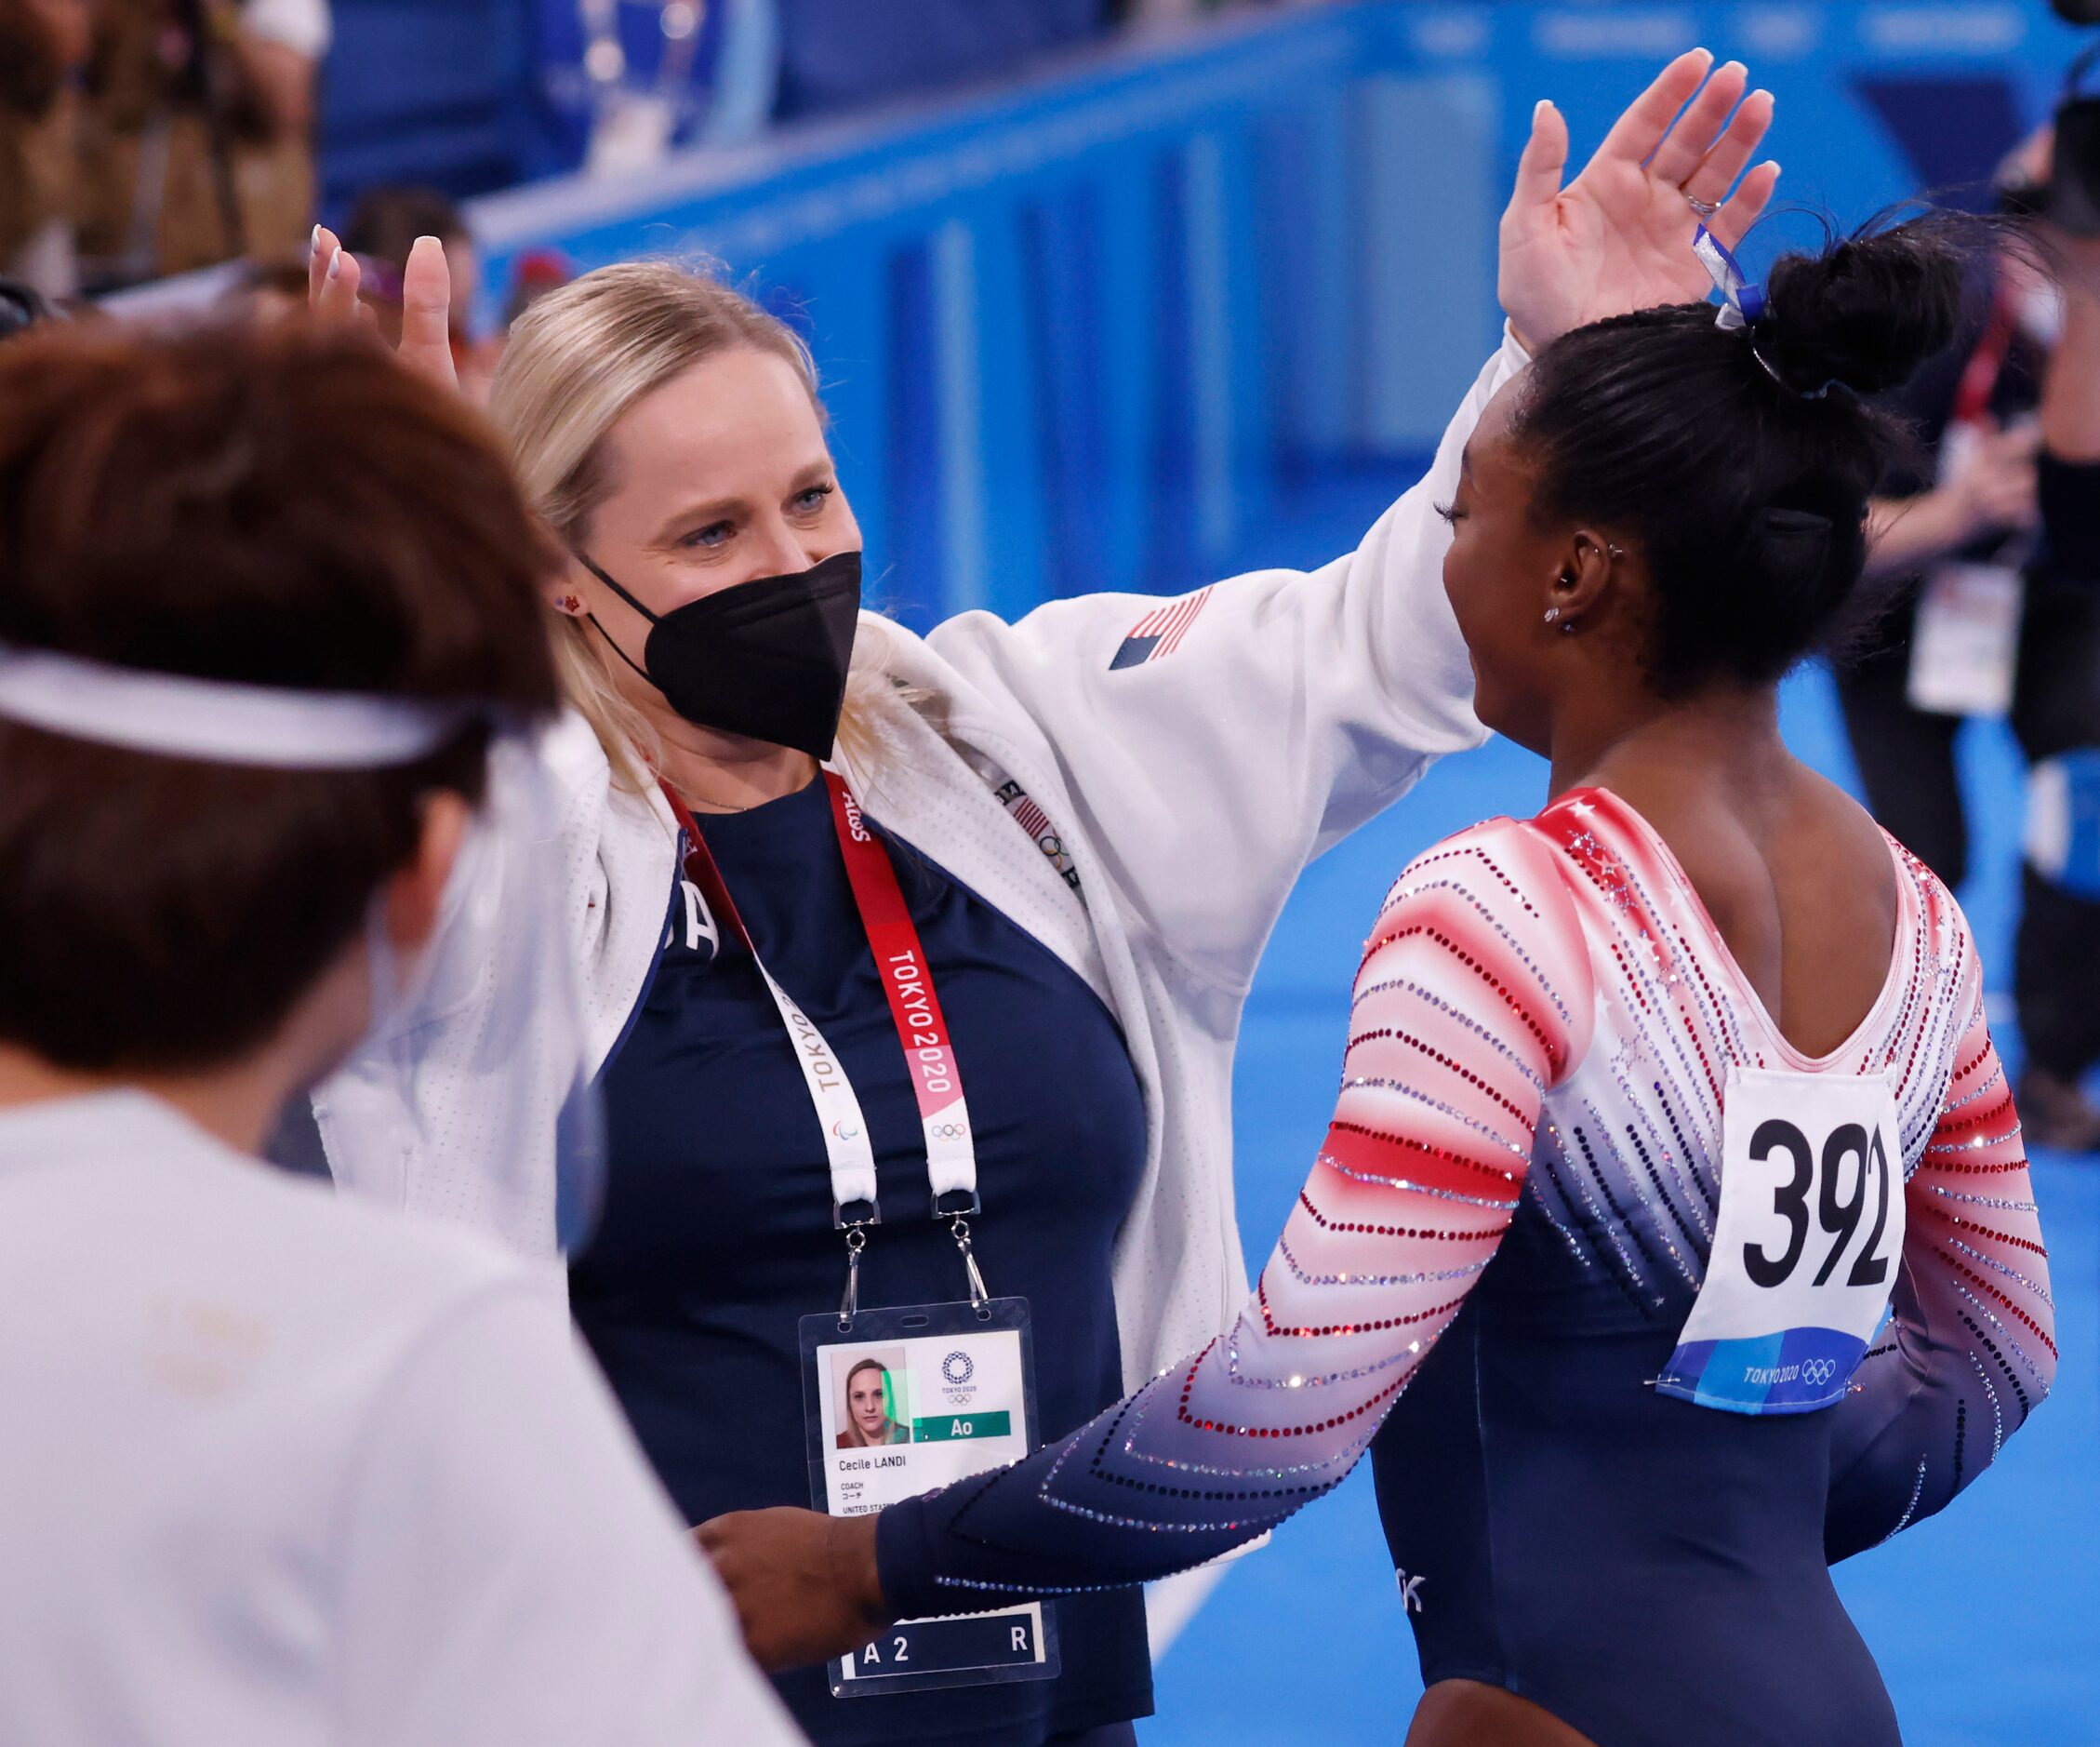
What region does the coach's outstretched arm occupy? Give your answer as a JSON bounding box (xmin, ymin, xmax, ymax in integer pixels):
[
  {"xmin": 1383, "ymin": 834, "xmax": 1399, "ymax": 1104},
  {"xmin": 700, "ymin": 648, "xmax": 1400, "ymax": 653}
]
[{"xmin": 910, "ymin": 51, "xmax": 1779, "ymax": 1006}]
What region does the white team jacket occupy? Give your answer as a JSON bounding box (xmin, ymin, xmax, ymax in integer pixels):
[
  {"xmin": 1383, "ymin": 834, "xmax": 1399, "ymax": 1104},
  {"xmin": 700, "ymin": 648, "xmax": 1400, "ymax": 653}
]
[{"xmin": 318, "ymin": 334, "xmax": 1523, "ymax": 1394}]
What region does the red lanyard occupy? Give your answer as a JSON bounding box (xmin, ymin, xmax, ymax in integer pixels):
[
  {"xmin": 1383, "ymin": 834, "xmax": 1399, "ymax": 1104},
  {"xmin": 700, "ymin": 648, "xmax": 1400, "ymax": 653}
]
[
  {"xmin": 661, "ymin": 773, "xmax": 981, "ymax": 1222},
  {"xmin": 1951, "ymin": 284, "xmax": 2017, "ymax": 431}
]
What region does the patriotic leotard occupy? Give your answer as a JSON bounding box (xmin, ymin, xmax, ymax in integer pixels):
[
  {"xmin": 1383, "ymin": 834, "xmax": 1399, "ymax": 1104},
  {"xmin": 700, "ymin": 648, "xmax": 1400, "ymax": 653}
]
[{"xmin": 878, "ymin": 789, "xmax": 2056, "ymax": 1746}]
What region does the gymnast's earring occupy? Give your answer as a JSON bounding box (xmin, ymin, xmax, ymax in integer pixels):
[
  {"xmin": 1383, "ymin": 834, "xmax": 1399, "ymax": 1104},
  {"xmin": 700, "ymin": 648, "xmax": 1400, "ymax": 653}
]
[{"xmin": 1550, "ymin": 541, "xmax": 1622, "ymax": 634}]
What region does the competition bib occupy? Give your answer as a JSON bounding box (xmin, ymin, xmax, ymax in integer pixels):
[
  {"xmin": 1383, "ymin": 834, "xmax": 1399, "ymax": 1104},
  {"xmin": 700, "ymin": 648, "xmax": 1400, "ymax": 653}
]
[{"xmin": 1658, "ymin": 1067, "xmax": 1906, "ymax": 1415}]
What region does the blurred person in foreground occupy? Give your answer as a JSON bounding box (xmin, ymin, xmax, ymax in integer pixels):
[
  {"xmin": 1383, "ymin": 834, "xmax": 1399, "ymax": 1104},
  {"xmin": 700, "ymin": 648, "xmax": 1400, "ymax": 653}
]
[
  {"xmin": 71, "ymin": 0, "xmax": 330, "ymax": 286},
  {"xmin": 1837, "ymin": 127, "xmax": 2100, "ymax": 1146},
  {"xmin": 0, "ymin": 319, "xmax": 799, "ymax": 1746}
]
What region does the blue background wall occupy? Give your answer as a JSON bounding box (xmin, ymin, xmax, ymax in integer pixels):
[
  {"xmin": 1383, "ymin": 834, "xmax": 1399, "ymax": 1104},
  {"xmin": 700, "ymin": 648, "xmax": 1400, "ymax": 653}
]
[{"xmin": 454, "ymin": 1, "xmax": 2094, "ymax": 629}]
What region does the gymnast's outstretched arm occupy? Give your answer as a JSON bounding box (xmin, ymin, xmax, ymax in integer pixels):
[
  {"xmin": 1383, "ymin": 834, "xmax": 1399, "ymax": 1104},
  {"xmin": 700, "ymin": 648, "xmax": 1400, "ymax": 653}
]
[{"xmin": 873, "ymin": 820, "xmax": 1595, "ymax": 1611}]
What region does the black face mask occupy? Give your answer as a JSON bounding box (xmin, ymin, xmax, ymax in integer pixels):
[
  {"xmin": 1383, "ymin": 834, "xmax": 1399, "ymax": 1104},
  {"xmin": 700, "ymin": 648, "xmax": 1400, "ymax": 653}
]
[{"xmin": 577, "ymin": 550, "xmax": 862, "ymax": 760}]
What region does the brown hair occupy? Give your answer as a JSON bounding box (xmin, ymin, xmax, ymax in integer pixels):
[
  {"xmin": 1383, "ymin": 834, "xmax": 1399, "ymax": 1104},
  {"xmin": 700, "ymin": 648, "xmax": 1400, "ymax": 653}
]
[
  {"xmin": 342, "ymin": 184, "xmax": 470, "ymax": 269},
  {"xmin": 0, "ymin": 321, "xmax": 562, "ymax": 1072}
]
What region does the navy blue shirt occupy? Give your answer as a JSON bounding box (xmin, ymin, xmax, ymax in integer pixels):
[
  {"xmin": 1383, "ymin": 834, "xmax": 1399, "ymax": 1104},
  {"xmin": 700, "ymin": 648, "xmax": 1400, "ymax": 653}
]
[{"xmin": 570, "ymin": 776, "xmax": 1152, "ymax": 1745}]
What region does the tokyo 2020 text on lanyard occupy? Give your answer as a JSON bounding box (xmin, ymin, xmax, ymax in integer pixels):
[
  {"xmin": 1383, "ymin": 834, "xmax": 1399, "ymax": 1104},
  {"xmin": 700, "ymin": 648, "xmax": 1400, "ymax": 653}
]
[
  {"xmin": 663, "ymin": 771, "xmax": 1058, "ymax": 1698},
  {"xmin": 662, "ymin": 769, "xmax": 991, "ymax": 1319}
]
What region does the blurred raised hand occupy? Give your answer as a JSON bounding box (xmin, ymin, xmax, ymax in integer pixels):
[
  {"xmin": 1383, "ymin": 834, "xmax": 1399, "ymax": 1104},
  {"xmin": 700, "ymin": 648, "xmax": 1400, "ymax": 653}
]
[
  {"xmin": 309, "ymin": 225, "xmax": 459, "ymax": 393},
  {"xmin": 1500, "ymin": 47, "xmax": 1781, "ymax": 351}
]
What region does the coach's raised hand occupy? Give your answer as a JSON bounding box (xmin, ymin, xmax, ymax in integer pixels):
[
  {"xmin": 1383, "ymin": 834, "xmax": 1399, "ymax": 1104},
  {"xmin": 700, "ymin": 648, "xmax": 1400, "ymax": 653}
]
[
  {"xmin": 308, "ymin": 224, "xmax": 459, "ymax": 393},
  {"xmin": 1498, "ymin": 47, "xmax": 1780, "ymax": 351}
]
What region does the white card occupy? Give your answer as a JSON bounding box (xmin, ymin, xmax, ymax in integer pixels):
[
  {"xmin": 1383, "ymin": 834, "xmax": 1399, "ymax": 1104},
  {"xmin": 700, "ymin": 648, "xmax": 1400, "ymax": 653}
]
[
  {"xmin": 1907, "ymin": 562, "xmax": 2023, "ymax": 718},
  {"xmin": 817, "ymin": 1326, "xmax": 1031, "ymax": 1516},
  {"xmin": 1659, "ymin": 1066, "xmax": 1905, "ymax": 1413}
]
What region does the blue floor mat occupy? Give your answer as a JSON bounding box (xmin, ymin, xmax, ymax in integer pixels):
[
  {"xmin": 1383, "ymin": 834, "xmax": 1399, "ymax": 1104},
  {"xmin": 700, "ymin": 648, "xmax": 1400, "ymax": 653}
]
[{"xmin": 1139, "ymin": 479, "xmax": 2100, "ymax": 1744}]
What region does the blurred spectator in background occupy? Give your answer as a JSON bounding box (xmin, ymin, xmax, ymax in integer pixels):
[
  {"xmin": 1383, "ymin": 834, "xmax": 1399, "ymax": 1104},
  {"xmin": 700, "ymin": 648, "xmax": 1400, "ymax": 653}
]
[
  {"xmin": 71, "ymin": 0, "xmax": 330, "ymax": 288},
  {"xmin": 501, "ymin": 246, "xmax": 576, "ymax": 329},
  {"xmin": 0, "ymin": 275, "xmax": 59, "ymax": 340},
  {"xmin": 0, "ymin": 0, "xmax": 90, "ymax": 298},
  {"xmin": 546, "ymin": 0, "xmax": 770, "ymax": 175},
  {"xmin": 212, "ymin": 249, "xmax": 307, "ymax": 322},
  {"xmin": 533, "ymin": 0, "xmax": 1123, "ymax": 180},
  {"xmin": 2004, "ymin": 216, "xmax": 2100, "ymax": 1149},
  {"xmin": 342, "ymin": 185, "xmax": 476, "ymax": 335},
  {"xmin": 339, "ymin": 184, "xmax": 510, "ymax": 398},
  {"xmin": 768, "ymin": 0, "xmax": 1108, "ymax": 123},
  {"xmin": 1841, "ymin": 127, "xmax": 2100, "ymax": 1148}
]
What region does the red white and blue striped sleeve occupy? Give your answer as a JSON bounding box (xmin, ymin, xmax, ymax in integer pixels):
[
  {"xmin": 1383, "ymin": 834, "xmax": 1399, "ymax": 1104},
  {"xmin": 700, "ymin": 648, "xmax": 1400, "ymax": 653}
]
[
  {"xmin": 876, "ymin": 820, "xmax": 1594, "ymax": 1608},
  {"xmin": 1826, "ymin": 940, "xmax": 2057, "ymax": 1559}
]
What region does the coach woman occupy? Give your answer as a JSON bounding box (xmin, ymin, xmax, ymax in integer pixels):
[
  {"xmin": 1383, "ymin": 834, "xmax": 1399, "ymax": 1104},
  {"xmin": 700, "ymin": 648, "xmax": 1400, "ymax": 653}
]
[{"xmin": 308, "ymin": 52, "xmax": 1776, "ymax": 1746}]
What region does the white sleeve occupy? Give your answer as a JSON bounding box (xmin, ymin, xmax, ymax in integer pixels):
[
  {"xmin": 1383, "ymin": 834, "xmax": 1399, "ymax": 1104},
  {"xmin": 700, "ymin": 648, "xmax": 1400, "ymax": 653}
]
[
  {"xmin": 336, "ymin": 1284, "xmax": 802, "ymax": 1747},
  {"xmin": 923, "ymin": 332, "xmax": 1528, "ymax": 995},
  {"xmin": 240, "ymin": 0, "xmax": 331, "ymax": 59}
]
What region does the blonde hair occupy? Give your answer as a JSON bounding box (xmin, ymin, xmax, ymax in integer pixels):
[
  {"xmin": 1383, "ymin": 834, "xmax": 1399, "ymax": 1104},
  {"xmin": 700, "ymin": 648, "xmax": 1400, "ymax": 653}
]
[{"xmin": 487, "ymin": 259, "xmax": 891, "ymax": 788}]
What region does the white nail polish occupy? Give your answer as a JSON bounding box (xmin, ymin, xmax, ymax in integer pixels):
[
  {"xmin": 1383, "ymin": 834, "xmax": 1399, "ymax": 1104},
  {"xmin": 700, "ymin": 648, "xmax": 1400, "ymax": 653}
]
[
  {"xmin": 310, "ymin": 222, "xmax": 322, "ymax": 252},
  {"xmin": 326, "ymin": 247, "xmax": 341, "ymax": 281}
]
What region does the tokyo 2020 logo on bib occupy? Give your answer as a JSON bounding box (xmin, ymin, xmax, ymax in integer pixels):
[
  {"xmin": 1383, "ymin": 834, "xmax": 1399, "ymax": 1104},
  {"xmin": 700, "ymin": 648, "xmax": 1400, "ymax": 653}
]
[{"xmin": 942, "ymin": 1351, "xmax": 976, "ymax": 1385}]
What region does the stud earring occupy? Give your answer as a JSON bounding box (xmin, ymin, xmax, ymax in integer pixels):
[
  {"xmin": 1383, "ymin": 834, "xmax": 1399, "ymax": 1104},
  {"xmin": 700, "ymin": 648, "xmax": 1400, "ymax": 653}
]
[
  {"xmin": 559, "ymin": 594, "xmax": 582, "ymax": 615},
  {"xmin": 1543, "ymin": 607, "xmax": 1561, "ymax": 624}
]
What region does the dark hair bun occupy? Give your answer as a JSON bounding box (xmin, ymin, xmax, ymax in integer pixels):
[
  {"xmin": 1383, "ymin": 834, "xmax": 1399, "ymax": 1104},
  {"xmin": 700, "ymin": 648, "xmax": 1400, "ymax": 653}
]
[
  {"xmin": 1511, "ymin": 208, "xmax": 1992, "ymax": 696},
  {"xmin": 1754, "ymin": 216, "xmax": 1968, "ymax": 399}
]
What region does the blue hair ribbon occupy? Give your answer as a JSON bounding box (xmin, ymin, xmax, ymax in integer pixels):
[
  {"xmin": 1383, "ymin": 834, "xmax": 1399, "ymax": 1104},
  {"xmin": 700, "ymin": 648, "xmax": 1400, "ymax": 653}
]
[{"xmin": 1691, "ymin": 224, "xmax": 1766, "ymax": 330}]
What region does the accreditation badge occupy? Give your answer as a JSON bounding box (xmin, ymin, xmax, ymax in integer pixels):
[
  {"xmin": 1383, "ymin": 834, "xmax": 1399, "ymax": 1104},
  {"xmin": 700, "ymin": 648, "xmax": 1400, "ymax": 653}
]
[
  {"xmin": 1907, "ymin": 561, "xmax": 2024, "ymax": 718},
  {"xmin": 800, "ymin": 1298, "xmax": 1058, "ymax": 1697},
  {"xmin": 1657, "ymin": 1067, "xmax": 1906, "ymax": 1415}
]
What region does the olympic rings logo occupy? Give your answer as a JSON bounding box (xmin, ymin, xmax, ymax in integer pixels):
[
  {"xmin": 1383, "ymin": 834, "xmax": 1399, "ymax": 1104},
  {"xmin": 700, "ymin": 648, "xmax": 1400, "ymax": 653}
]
[
  {"xmin": 1801, "ymin": 1358, "xmax": 1839, "ymax": 1388},
  {"xmin": 930, "ymin": 1122, "xmax": 967, "ymax": 1141},
  {"xmin": 942, "ymin": 1351, "xmax": 976, "ymax": 1385}
]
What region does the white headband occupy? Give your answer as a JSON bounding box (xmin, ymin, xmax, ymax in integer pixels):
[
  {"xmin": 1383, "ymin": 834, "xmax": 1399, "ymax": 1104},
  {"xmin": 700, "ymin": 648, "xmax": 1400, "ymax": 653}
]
[{"xmin": 0, "ymin": 644, "xmax": 478, "ymax": 769}]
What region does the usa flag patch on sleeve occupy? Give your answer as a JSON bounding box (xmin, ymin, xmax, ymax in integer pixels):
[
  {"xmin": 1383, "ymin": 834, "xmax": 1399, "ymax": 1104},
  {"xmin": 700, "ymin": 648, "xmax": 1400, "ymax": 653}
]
[{"xmin": 1110, "ymin": 587, "xmax": 1212, "ymax": 670}]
